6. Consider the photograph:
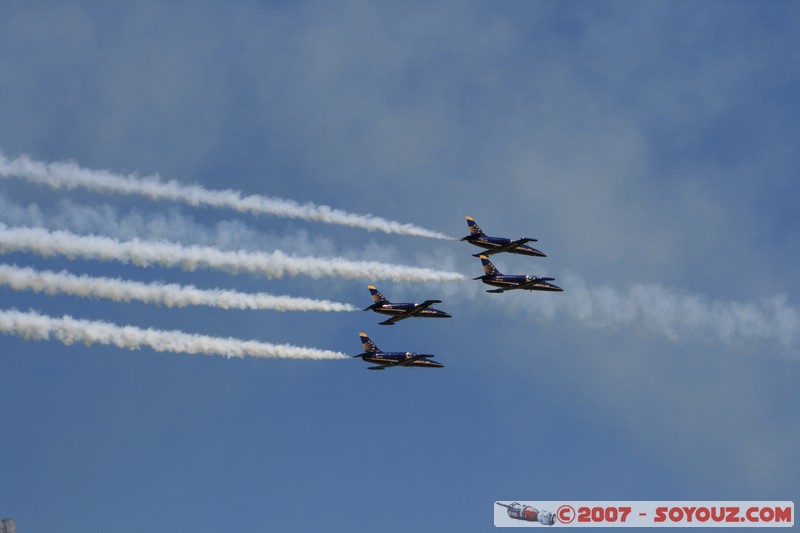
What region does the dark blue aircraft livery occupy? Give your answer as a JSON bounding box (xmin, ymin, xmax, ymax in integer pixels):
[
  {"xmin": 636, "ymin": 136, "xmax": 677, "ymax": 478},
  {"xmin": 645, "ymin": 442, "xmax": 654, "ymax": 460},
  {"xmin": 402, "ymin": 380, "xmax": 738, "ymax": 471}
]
[
  {"xmin": 364, "ymin": 285, "xmax": 452, "ymax": 325},
  {"xmin": 354, "ymin": 333, "xmax": 444, "ymax": 370},
  {"xmin": 461, "ymin": 216, "xmax": 546, "ymax": 257},
  {"xmin": 474, "ymin": 255, "xmax": 563, "ymax": 293}
]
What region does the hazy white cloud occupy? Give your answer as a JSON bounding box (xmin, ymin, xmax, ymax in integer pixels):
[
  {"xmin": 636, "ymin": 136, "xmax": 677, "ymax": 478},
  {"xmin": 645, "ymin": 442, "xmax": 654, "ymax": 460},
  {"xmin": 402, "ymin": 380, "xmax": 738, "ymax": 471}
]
[{"xmin": 491, "ymin": 272, "xmax": 800, "ymax": 351}]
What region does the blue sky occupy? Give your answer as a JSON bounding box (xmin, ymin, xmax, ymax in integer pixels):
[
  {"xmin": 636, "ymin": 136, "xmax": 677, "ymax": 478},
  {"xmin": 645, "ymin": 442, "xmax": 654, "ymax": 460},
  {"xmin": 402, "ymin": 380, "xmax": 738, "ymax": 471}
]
[{"xmin": 1, "ymin": 2, "xmax": 798, "ymax": 532}]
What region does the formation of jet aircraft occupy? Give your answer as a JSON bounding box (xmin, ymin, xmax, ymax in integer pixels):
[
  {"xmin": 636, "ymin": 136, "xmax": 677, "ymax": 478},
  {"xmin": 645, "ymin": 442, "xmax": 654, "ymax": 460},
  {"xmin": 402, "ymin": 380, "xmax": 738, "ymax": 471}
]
[
  {"xmin": 353, "ymin": 216, "xmax": 562, "ymax": 369},
  {"xmin": 363, "ymin": 285, "xmax": 452, "ymax": 325},
  {"xmin": 352, "ymin": 333, "xmax": 444, "ymax": 370},
  {"xmin": 464, "ymin": 216, "xmax": 563, "ymax": 294}
]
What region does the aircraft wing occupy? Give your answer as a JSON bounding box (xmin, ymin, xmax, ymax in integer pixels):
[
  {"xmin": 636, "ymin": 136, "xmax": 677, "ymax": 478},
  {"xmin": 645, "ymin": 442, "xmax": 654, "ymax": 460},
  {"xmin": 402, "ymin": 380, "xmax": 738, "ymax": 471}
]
[
  {"xmin": 410, "ymin": 300, "xmax": 441, "ymax": 314},
  {"xmin": 379, "ymin": 300, "xmax": 442, "ymax": 325},
  {"xmin": 516, "ymin": 277, "xmax": 554, "ymax": 290},
  {"xmin": 397, "ymin": 354, "xmax": 428, "ymax": 366},
  {"xmin": 367, "ymin": 354, "xmax": 433, "ymax": 369},
  {"xmin": 377, "ymin": 354, "xmax": 427, "ymax": 368},
  {"xmin": 478, "ymin": 238, "xmax": 536, "ymax": 256}
]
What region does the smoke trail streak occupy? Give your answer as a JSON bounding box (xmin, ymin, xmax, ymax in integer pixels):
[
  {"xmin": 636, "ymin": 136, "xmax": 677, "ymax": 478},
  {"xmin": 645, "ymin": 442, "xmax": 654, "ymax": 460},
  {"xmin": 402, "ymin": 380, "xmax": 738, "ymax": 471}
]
[
  {"xmin": 0, "ymin": 152, "xmax": 453, "ymax": 240},
  {"xmin": 0, "ymin": 193, "xmax": 338, "ymax": 257},
  {"xmin": 0, "ymin": 308, "xmax": 348, "ymax": 360},
  {"xmin": 516, "ymin": 273, "xmax": 800, "ymax": 348},
  {"xmin": 0, "ymin": 264, "xmax": 357, "ymax": 312},
  {"xmin": 0, "ymin": 225, "xmax": 465, "ymax": 282}
]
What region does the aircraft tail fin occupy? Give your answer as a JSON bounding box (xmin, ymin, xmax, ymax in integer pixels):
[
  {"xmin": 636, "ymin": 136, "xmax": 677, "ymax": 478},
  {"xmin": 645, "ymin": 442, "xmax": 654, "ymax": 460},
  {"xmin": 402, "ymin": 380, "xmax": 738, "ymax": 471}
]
[
  {"xmin": 479, "ymin": 254, "xmax": 500, "ymax": 276},
  {"xmin": 465, "ymin": 216, "xmax": 484, "ymax": 236},
  {"xmin": 367, "ymin": 285, "xmax": 388, "ymax": 305},
  {"xmin": 359, "ymin": 332, "xmax": 380, "ymax": 354}
]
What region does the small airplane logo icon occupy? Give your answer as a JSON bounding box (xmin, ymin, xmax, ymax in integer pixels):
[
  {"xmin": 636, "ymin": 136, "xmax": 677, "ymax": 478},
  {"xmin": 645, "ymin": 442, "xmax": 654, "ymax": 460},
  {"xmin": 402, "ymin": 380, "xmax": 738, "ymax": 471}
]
[{"xmin": 496, "ymin": 502, "xmax": 556, "ymax": 525}]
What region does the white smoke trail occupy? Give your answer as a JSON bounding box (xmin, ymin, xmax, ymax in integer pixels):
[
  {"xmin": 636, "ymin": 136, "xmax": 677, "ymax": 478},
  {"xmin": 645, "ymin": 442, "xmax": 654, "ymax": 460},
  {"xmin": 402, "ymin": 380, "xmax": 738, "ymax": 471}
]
[
  {"xmin": 515, "ymin": 273, "xmax": 800, "ymax": 348},
  {"xmin": 0, "ymin": 152, "xmax": 453, "ymax": 240},
  {"xmin": 0, "ymin": 193, "xmax": 351, "ymax": 259},
  {"xmin": 0, "ymin": 225, "xmax": 466, "ymax": 282},
  {"xmin": 0, "ymin": 264, "xmax": 357, "ymax": 312},
  {"xmin": 0, "ymin": 308, "xmax": 347, "ymax": 360}
]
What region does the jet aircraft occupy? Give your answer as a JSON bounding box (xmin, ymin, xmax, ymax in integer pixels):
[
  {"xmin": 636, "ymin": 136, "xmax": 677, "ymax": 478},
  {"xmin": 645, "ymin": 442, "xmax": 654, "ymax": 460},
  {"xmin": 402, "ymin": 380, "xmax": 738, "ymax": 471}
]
[
  {"xmin": 363, "ymin": 285, "xmax": 452, "ymax": 325},
  {"xmin": 353, "ymin": 333, "xmax": 444, "ymax": 370},
  {"xmin": 474, "ymin": 255, "xmax": 563, "ymax": 293},
  {"xmin": 461, "ymin": 216, "xmax": 546, "ymax": 257}
]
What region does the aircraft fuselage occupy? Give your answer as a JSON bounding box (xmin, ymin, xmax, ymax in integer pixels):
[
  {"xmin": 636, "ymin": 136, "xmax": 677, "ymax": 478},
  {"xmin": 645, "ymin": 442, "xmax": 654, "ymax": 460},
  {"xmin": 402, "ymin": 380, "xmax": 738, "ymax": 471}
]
[
  {"xmin": 372, "ymin": 303, "xmax": 451, "ymax": 319},
  {"xmin": 482, "ymin": 274, "xmax": 563, "ymax": 292},
  {"xmin": 465, "ymin": 235, "xmax": 546, "ymax": 257},
  {"xmin": 364, "ymin": 351, "xmax": 444, "ymax": 368}
]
